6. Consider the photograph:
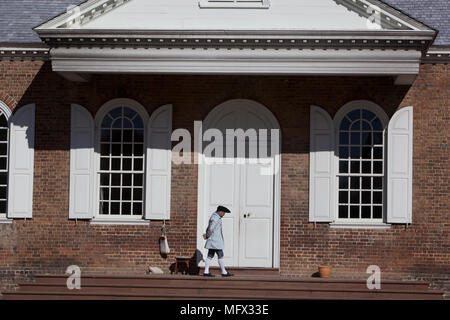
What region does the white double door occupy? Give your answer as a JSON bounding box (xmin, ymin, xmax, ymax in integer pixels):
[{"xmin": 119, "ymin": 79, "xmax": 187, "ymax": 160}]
[{"xmin": 203, "ymin": 149, "xmax": 275, "ymax": 268}]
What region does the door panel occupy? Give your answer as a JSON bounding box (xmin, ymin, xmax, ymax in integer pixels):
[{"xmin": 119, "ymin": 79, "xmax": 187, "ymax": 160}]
[{"xmin": 239, "ymin": 159, "xmax": 274, "ymax": 267}]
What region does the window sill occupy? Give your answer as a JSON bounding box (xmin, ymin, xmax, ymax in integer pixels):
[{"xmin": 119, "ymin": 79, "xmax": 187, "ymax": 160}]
[
  {"xmin": 330, "ymin": 222, "xmax": 391, "ymax": 229},
  {"xmin": 0, "ymin": 216, "xmax": 12, "ymax": 224},
  {"xmin": 90, "ymin": 218, "xmax": 150, "ymax": 226}
]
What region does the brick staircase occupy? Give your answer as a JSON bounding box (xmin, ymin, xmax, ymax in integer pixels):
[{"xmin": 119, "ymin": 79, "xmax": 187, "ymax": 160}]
[{"xmin": 1, "ymin": 272, "xmax": 445, "ymax": 300}]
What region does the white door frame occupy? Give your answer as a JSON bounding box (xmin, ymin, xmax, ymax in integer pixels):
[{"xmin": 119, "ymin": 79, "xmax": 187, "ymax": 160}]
[{"xmin": 196, "ymin": 99, "xmax": 281, "ymax": 268}]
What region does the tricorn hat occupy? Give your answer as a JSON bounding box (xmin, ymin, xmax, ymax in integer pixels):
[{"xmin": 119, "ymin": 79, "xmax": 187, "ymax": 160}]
[{"xmin": 217, "ymin": 205, "xmax": 231, "ymax": 213}]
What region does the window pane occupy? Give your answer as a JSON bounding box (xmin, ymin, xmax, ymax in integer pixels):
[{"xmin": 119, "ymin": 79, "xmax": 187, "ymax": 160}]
[
  {"xmin": 338, "ymin": 205, "xmax": 348, "ymax": 218},
  {"xmin": 373, "ymin": 206, "xmax": 382, "ymax": 219},
  {"xmin": 373, "ymin": 192, "xmax": 383, "ymax": 204},
  {"xmin": 0, "ymin": 200, "xmax": 6, "ymax": 214},
  {"xmin": 0, "ymin": 172, "xmax": 7, "ymax": 184},
  {"xmin": 339, "ymin": 132, "xmax": 349, "ymax": 145},
  {"xmin": 99, "ymin": 188, "xmax": 109, "ymax": 201},
  {"xmin": 133, "ymin": 188, "xmax": 143, "ymax": 201},
  {"xmin": 339, "ymin": 177, "xmax": 348, "ymax": 189},
  {"xmin": 101, "ymin": 115, "xmax": 113, "ymax": 128},
  {"xmin": 0, "ymin": 144, "xmax": 7, "ymax": 155},
  {"xmin": 123, "ymin": 130, "xmax": 133, "ymax": 142},
  {"xmin": 100, "ymin": 202, "xmax": 109, "ymax": 215},
  {"xmin": 135, "ymin": 144, "xmax": 144, "ymax": 157},
  {"xmin": 0, "ymin": 158, "xmax": 6, "ymax": 169},
  {"xmin": 362, "ymin": 120, "xmax": 371, "ymax": 130},
  {"xmin": 348, "ymin": 110, "xmax": 360, "ymax": 121},
  {"xmin": 361, "ymin": 147, "xmax": 371, "ymax": 159},
  {"xmin": 362, "ymin": 132, "xmax": 372, "ymax": 146},
  {"xmin": 123, "ymin": 158, "xmax": 132, "ymax": 171},
  {"xmin": 372, "ymin": 118, "xmax": 383, "ymax": 130},
  {"xmin": 0, "ymin": 129, "xmax": 8, "ymax": 141},
  {"xmin": 362, "ymin": 192, "xmax": 371, "ymax": 204},
  {"xmin": 362, "ymin": 110, "xmax": 376, "ymax": 121},
  {"xmin": 123, "ymin": 174, "xmax": 132, "ymax": 186},
  {"xmin": 373, "ymin": 161, "xmax": 383, "ymax": 174},
  {"xmin": 101, "ymin": 129, "xmax": 110, "ymax": 142},
  {"xmin": 111, "ymin": 173, "xmax": 121, "ymax": 186},
  {"xmin": 134, "ymin": 130, "xmax": 144, "ymax": 142},
  {"xmin": 112, "ymin": 144, "xmax": 121, "ymax": 156},
  {"xmin": 100, "ymin": 158, "xmax": 109, "ymax": 170},
  {"xmin": 351, "ymin": 120, "xmax": 361, "ymax": 130},
  {"xmin": 111, "ymin": 202, "xmax": 120, "ymax": 215},
  {"xmin": 123, "ymin": 118, "xmax": 133, "ymax": 129},
  {"xmin": 134, "ymin": 174, "xmax": 143, "ymax": 186},
  {"xmin": 373, "ymin": 132, "xmax": 383, "ymax": 145},
  {"xmin": 0, "ymin": 115, "xmax": 8, "ymax": 128},
  {"xmin": 340, "ymin": 117, "xmax": 351, "ymax": 131},
  {"xmin": 111, "ymin": 188, "xmax": 120, "ymax": 200},
  {"xmin": 339, "ymin": 161, "xmax": 348, "ymax": 174},
  {"xmin": 362, "ymin": 177, "xmax": 371, "ymax": 189},
  {"xmin": 362, "ymin": 161, "xmax": 371, "ymax": 174},
  {"xmin": 122, "ymin": 202, "xmax": 131, "ymax": 215},
  {"xmin": 350, "ymin": 132, "xmax": 360, "ymax": 145},
  {"xmin": 350, "ymin": 147, "xmax": 360, "ymax": 159},
  {"xmin": 373, "ymin": 177, "xmax": 383, "ymax": 190},
  {"xmin": 134, "ymin": 158, "xmax": 143, "ymax": 171},
  {"xmin": 361, "ymin": 206, "xmax": 371, "ymax": 218},
  {"xmin": 339, "ymin": 191, "xmax": 348, "ymax": 204},
  {"xmin": 350, "ymin": 191, "xmax": 359, "ymax": 204},
  {"xmin": 112, "ymin": 130, "xmax": 121, "ymax": 142},
  {"xmin": 350, "ymin": 161, "xmax": 360, "ymax": 173},
  {"xmin": 122, "ymin": 188, "xmax": 132, "ymax": 201},
  {"xmin": 339, "ymin": 147, "xmax": 349, "ymax": 158},
  {"xmin": 112, "ymin": 158, "xmax": 121, "ymax": 171},
  {"xmin": 133, "ymin": 202, "xmax": 143, "ymax": 215},
  {"xmin": 350, "ymin": 177, "xmax": 360, "ymax": 189},
  {"xmin": 350, "ymin": 206, "xmax": 359, "ymax": 218},
  {"xmin": 373, "ymin": 147, "xmax": 383, "ymax": 159},
  {"xmin": 123, "ymin": 144, "xmax": 132, "ymax": 156}
]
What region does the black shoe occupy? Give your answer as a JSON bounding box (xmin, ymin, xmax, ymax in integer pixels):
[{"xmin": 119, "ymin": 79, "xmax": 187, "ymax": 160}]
[
  {"xmin": 203, "ymin": 273, "xmax": 215, "ymax": 277},
  {"xmin": 221, "ymin": 272, "xmax": 233, "ymax": 277}
]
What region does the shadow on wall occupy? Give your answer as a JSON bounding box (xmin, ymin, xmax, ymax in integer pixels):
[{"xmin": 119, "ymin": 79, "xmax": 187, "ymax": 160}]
[{"xmin": 13, "ymin": 61, "xmax": 413, "ymax": 153}]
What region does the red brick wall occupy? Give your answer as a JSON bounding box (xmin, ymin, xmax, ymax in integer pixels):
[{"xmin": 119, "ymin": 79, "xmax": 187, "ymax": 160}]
[{"xmin": 0, "ymin": 60, "xmax": 448, "ymax": 290}]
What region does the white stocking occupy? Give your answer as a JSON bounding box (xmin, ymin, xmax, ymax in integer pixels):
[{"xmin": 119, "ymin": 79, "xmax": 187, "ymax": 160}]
[
  {"xmin": 204, "ymin": 257, "xmax": 212, "ymax": 274},
  {"xmin": 218, "ymin": 258, "xmax": 227, "ymax": 275}
]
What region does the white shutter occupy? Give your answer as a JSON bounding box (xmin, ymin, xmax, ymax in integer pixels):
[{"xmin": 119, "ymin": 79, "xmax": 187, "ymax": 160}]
[
  {"xmin": 309, "ymin": 105, "xmax": 335, "ymax": 222},
  {"xmin": 387, "ymin": 106, "xmax": 413, "ymax": 224},
  {"xmin": 145, "ymin": 104, "xmax": 172, "ymax": 220},
  {"xmin": 69, "ymin": 104, "xmax": 94, "ymax": 220},
  {"xmin": 8, "ymin": 104, "xmax": 35, "ymax": 219}
]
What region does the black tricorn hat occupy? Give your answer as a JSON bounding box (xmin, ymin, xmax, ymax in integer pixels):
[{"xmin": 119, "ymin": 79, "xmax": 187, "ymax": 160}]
[{"xmin": 217, "ymin": 205, "xmax": 231, "ymax": 213}]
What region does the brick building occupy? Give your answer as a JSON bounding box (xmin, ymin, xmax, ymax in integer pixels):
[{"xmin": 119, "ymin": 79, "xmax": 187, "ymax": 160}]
[{"xmin": 0, "ymin": 0, "xmax": 449, "ymax": 293}]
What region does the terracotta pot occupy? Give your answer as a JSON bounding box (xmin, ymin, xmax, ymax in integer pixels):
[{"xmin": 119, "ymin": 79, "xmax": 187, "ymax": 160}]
[{"xmin": 318, "ymin": 266, "xmax": 332, "ymax": 278}]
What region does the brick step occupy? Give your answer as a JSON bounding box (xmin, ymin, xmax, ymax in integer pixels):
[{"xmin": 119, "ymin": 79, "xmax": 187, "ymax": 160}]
[
  {"xmin": 3, "ymin": 274, "xmax": 443, "ymax": 300},
  {"xmin": 3, "ymin": 286, "xmax": 443, "ymax": 300},
  {"xmin": 30, "ymin": 274, "xmax": 432, "ymax": 291},
  {"xmin": 198, "ymin": 267, "xmax": 280, "ymax": 276},
  {"xmin": 15, "ymin": 282, "xmax": 444, "ymax": 297}
]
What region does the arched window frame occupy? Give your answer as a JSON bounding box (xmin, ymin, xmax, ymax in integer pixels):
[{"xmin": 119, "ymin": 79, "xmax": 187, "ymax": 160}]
[
  {"xmin": 333, "ymin": 100, "xmax": 389, "ymax": 225},
  {"xmin": 0, "ymin": 101, "xmax": 11, "ymax": 222},
  {"xmin": 93, "ymin": 98, "xmax": 150, "ymax": 222}
]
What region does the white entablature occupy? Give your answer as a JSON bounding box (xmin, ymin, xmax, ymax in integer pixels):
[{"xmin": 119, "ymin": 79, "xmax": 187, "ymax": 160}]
[{"xmin": 34, "ymin": 0, "xmax": 436, "ymax": 81}]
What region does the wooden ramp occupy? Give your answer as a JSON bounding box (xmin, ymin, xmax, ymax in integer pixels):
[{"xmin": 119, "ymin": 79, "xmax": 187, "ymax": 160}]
[{"xmin": 2, "ymin": 274, "xmax": 444, "ymax": 300}]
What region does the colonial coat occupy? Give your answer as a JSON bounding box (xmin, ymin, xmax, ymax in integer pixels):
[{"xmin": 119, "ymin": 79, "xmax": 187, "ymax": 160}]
[{"xmin": 204, "ymin": 212, "xmax": 224, "ymax": 250}]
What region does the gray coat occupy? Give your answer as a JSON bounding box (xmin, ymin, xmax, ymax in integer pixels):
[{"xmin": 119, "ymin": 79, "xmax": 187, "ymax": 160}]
[{"xmin": 204, "ymin": 212, "xmax": 224, "ymax": 250}]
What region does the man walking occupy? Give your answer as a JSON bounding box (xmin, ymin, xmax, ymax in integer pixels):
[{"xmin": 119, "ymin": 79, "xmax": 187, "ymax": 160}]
[{"xmin": 203, "ymin": 205, "xmax": 233, "ymax": 277}]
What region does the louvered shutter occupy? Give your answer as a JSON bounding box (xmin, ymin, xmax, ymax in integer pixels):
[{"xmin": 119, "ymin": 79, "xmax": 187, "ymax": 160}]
[
  {"xmin": 69, "ymin": 104, "xmax": 94, "ymax": 220},
  {"xmin": 387, "ymin": 106, "xmax": 413, "ymax": 224},
  {"xmin": 8, "ymin": 104, "xmax": 35, "ymax": 219},
  {"xmin": 309, "ymin": 105, "xmax": 335, "ymax": 222},
  {"xmin": 145, "ymin": 105, "xmax": 172, "ymax": 220}
]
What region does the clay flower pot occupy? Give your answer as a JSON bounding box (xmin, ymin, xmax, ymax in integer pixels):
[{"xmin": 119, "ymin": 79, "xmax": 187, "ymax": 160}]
[{"xmin": 318, "ymin": 266, "xmax": 332, "ymax": 278}]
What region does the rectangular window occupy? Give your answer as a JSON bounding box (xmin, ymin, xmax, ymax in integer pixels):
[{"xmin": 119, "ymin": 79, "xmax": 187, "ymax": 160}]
[{"xmin": 199, "ymin": 0, "xmax": 270, "ymax": 9}]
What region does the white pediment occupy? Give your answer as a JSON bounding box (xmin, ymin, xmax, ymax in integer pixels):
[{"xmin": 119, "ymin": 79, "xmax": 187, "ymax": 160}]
[{"xmin": 38, "ymin": 0, "xmax": 427, "ymax": 32}]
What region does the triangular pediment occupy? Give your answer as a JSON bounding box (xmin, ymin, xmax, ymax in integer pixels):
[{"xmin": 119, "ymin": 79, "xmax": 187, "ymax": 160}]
[{"xmin": 36, "ymin": 0, "xmax": 431, "ymax": 32}]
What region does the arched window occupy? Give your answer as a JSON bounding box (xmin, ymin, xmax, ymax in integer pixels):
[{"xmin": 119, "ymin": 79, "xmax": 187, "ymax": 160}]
[
  {"xmin": 98, "ymin": 105, "xmax": 146, "ymax": 217},
  {"xmin": 0, "ymin": 103, "xmax": 11, "ymax": 217},
  {"xmin": 336, "ymin": 104, "xmax": 388, "ymax": 221}
]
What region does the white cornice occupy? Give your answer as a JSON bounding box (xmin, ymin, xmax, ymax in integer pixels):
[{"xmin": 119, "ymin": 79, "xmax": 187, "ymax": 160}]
[{"xmin": 50, "ymin": 47, "xmax": 422, "ymax": 76}]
